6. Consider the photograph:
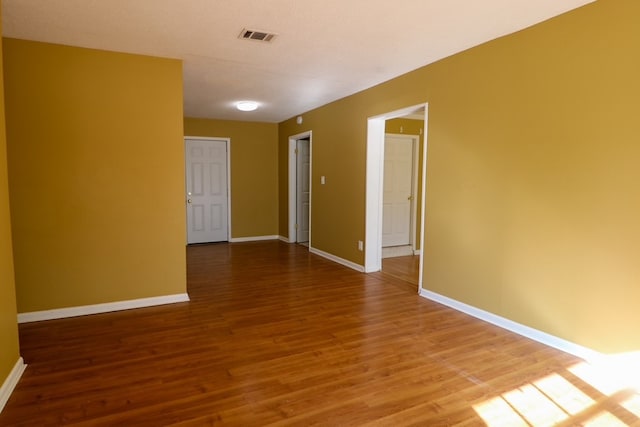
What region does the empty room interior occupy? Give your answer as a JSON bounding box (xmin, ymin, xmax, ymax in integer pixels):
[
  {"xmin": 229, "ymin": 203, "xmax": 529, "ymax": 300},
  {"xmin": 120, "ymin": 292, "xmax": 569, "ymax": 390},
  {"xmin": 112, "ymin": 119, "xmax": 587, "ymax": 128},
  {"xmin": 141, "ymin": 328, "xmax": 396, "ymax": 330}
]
[{"xmin": 1, "ymin": 0, "xmax": 640, "ymax": 425}]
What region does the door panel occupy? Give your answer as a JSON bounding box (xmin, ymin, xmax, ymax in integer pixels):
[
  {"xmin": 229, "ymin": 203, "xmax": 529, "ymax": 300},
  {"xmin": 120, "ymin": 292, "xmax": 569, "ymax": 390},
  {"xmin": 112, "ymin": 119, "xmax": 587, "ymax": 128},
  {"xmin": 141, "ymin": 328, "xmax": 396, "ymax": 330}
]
[
  {"xmin": 382, "ymin": 135, "xmax": 414, "ymax": 247},
  {"xmin": 186, "ymin": 139, "xmax": 228, "ymax": 244}
]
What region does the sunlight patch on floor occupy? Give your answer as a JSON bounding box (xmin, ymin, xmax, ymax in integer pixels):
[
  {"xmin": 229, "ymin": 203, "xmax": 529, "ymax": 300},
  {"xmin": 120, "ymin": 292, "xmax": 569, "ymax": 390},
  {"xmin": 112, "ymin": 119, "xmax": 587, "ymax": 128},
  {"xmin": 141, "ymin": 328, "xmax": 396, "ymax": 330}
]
[
  {"xmin": 621, "ymin": 394, "xmax": 640, "ymax": 418},
  {"xmin": 582, "ymin": 412, "xmax": 628, "ymax": 426},
  {"xmin": 570, "ymin": 351, "xmax": 640, "ymax": 396},
  {"xmin": 472, "ymin": 396, "xmax": 530, "ymax": 427},
  {"xmin": 534, "ymin": 373, "xmax": 593, "ymax": 415},
  {"xmin": 501, "ymin": 382, "xmax": 569, "ymax": 425},
  {"xmin": 473, "ymin": 352, "xmax": 640, "ymax": 426}
]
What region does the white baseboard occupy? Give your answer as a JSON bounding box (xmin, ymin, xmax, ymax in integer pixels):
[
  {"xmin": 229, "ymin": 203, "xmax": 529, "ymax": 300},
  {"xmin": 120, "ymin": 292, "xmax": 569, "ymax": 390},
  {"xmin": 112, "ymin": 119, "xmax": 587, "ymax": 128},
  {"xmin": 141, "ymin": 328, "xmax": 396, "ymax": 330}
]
[
  {"xmin": 229, "ymin": 235, "xmax": 279, "ymax": 243},
  {"xmin": 0, "ymin": 357, "xmax": 26, "ymax": 414},
  {"xmin": 278, "ymin": 235, "xmax": 291, "ymax": 243},
  {"xmin": 382, "ymin": 245, "xmax": 413, "ymax": 259},
  {"xmin": 18, "ymin": 293, "xmax": 190, "ymax": 323},
  {"xmin": 413, "ymin": 249, "xmax": 422, "ymax": 255},
  {"xmin": 419, "ymin": 289, "xmax": 601, "ymax": 362},
  {"xmin": 309, "ymin": 247, "xmax": 365, "ymax": 272}
]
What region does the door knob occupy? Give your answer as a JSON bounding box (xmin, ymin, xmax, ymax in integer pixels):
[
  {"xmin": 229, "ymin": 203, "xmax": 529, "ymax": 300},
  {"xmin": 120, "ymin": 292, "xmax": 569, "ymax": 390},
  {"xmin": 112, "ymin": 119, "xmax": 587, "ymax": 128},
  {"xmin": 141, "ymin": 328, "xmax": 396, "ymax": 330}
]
[
  {"xmin": 407, "ymin": 195, "xmax": 413, "ymax": 201},
  {"xmin": 187, "ymin": 199, "xmax": 192, "ymax": 204}
]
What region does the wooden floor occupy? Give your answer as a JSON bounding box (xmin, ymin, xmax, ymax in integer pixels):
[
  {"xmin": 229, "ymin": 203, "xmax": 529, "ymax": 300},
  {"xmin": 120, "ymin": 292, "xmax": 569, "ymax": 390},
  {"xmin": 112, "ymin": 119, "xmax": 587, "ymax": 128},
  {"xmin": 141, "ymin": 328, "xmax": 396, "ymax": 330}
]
[
  {"xmin": 381, "ymin": 255, "xmax": 420, "ymax": 287},
  {"xmin": 2, "ymin": 241, "xmax": 638, "ymax": 426}
]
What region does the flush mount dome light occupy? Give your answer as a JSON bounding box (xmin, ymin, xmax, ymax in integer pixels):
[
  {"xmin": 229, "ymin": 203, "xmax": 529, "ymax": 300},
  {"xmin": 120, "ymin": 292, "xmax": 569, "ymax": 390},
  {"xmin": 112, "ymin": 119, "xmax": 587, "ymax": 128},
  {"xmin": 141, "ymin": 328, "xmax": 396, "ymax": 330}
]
[{"xmin": 236, "ymin": 101, "xmax": 259, "ymax": 112}]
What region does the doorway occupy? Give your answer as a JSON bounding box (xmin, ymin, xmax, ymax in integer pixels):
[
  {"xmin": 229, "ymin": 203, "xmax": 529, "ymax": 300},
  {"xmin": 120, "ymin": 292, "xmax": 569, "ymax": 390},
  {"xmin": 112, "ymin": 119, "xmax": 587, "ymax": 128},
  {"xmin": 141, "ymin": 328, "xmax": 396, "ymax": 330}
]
[
  {"xmin": 365, "ymin": 104, "xmax": 428, "ymax": 291},
  {"xmin": 185, "ymin": 137, "xmax": 231, "ymax": 244},
  {"xmin": 288, "ymin": 131, "xmax": 312, "ymax": 245}
]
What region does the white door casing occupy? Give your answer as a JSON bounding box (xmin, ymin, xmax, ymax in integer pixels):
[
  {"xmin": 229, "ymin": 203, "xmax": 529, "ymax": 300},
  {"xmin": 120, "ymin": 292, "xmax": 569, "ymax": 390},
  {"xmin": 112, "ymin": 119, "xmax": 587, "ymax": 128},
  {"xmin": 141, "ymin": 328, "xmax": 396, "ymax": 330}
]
[
  {"xmin": 296, "ymin": 138, "xmax": 310, "ymax": 243},
  {"xmin": 382, "ymin": 135, "xmax": 415, "ymax": 247},
  {"xmin": 365, "ymin": 103, "xmax": 428, "ymax": 290},
  {"xmin": 185, "ymin": 138, "xmax": 230, "ymax": 244},
  {"xmin": 288, "ymin": 131, "xmax": 312, "ymax": 244}
]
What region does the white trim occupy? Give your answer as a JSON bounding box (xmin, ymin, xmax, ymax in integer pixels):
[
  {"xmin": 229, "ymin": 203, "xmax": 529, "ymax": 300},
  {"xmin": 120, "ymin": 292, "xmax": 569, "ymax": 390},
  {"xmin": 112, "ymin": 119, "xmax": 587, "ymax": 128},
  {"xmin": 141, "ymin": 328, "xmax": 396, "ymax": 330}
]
[
  {"xmin": 419, "ymin": 289, "xmax": 602, "ymax": 361},
  {"xmin": 365, "ymin": 118, "xmax": 385, "ymax": 272},
  {"xmin": 278, "ymin": 235, "xmax": 291, "ymax": 243},
  {"xmin": 288, "ymin": 131, "xmax": 312, "ymax": 244},
  {"xmin": 417, "ymin": 104, "xmax": 429, "ymax": 291},
  {"xmin": 288, "ymin": 137, "xmax": 297, "ymax": 242},
  {"xmin": 183, "ymin": 136, "xmax": 223, "ymax": 141},
  {"xmin": 412, "ymin": 134, "xmax": 420, "ymax": 253},
  {"xmin": 0, "ymin": 357, "xmax": 26, "ymax": 414},
  {"xmin": 309, "ymin": 246, "xmax": 365, "ymax": 272},
  {"xmin": 17, "ymin": 293, "xmax": 190, "ymax": 323},
  {"xmin": 229, "ymin": 235, "xmax": 279, "ymax": 243},
  {"xmin": 366, "ymin": 103, "xmax": 429, "ymax": 280},
  {"xmin": 226, "ymin": 139, "xmax": 232, "ymax": 240},
  {"xmin": 184, "ymin": 136, "xmax": 232, "ymax": 243},
  {"xmin": 413, "ymin": 249, "xmax": 422, "ymax": 256}
]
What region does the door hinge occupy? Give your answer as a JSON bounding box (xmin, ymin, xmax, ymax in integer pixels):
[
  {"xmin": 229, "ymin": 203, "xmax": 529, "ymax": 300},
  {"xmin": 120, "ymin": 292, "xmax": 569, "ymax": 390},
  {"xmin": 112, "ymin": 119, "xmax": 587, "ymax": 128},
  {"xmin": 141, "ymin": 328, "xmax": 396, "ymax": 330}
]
[
  {"xmin": 295, "ymin": 223, "xmax": 298, "ymax": 230},
  {"xmin": 295, "ymin": 148, "xmax": 298, "ymax": 155}
]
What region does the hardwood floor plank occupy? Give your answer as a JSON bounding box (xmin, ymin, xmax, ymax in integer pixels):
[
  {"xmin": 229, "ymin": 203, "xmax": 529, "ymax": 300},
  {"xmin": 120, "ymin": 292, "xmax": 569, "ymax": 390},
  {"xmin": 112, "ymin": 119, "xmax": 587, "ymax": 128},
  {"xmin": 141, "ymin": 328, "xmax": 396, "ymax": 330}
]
[
  {"xmin": 1, "ymin": 241, "xmax": 634, "ymax": 426},
  {"xmin": 381, "ymin": 255, "xmax": 420, "ymax": 286}
]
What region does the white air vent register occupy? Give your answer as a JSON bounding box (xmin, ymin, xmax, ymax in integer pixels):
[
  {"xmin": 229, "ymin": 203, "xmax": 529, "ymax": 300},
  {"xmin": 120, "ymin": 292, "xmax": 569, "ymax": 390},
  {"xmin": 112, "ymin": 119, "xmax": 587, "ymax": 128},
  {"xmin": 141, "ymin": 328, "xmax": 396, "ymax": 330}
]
[{"xmin": 239, "ymin": 28, "xmax": 276, "ymax": 42}]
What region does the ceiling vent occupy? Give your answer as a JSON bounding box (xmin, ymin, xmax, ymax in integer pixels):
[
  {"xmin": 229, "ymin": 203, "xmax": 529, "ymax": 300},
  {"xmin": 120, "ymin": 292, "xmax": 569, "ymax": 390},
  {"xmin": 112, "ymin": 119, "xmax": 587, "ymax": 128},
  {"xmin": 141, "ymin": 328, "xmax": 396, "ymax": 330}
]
[{"xmin": 239, "ymin": 28, "xmax": 276, "ymax": 42}]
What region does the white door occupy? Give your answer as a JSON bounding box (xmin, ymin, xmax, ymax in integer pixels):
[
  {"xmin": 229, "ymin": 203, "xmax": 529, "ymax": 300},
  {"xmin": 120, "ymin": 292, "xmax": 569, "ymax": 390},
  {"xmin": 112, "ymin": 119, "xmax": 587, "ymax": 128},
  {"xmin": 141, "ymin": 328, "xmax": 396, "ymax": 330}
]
[
  {"xmin": 382, "ymin": 135, "xmax": 414, "ymax": 247},
  {"xmin": 185, "ymin": 138, "xmax": 229, "ymax": 244},
  {"xmin": 296, "ymin": 138, "xmax": 310, "ymax": 243}
]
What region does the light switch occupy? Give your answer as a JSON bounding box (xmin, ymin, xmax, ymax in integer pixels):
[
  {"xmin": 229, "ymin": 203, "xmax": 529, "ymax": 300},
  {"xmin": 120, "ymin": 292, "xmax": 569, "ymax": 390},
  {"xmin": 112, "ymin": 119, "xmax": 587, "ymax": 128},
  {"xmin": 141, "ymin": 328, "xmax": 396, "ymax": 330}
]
[{"xmin": 321, "ymin": 176, "xmax": 326, "ymax": 185}]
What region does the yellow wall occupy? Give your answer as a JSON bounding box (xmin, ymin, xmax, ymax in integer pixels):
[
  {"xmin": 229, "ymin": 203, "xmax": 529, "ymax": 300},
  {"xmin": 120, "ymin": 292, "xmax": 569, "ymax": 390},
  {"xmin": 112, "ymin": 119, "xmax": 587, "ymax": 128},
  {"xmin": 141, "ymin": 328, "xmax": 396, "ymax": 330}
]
[
  {"xmin": 279, "ymin": 0, "xmax": 640, "ymax": 352},
  {"xmin": 184, "ymin": 118, "xmax": 278, "ymax": 239},
  {"xmin": 385, "ymin": 118, "xmax": 425, "ymax": 250},
  {"xmin": 0, "ymin": 9, "xmax": 21, "ymax": 386},
  {"xmin": 4, "ymin": 39, "xmax": 187, "ymax": 313},
  {"xmin": 279, "ymin": 100, "xmax": 369, "ymax": 262}
]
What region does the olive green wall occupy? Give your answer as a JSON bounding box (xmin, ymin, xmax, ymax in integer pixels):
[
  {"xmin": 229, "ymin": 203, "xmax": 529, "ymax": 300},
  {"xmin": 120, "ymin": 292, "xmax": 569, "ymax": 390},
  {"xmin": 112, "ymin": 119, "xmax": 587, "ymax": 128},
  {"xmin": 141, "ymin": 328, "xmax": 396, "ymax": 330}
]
[
  {"xmin": 4, "ymin": 39, "xmax": 187, "ymax": 313},
  {"xmin": 385, "ymin": 118, "xmax": 424, "ymax": 250},
  {"xmin": 279, "ymin": 0, "xmax": 640, "ymax": 352},
  {"xmin": 183, "ymin": 118, "xmax": 279, "ymax": 239},
  {"xmin": 0, "ymin": 9, "xmax": 21, "ymax": 388}
]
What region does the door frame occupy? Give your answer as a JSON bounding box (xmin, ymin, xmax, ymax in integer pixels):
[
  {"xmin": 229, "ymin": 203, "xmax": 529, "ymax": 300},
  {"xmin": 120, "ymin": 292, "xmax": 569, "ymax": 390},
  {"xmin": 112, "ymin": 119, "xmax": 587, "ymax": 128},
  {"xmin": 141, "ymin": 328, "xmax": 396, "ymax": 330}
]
[
  {"xmin": 365, "ymin": 104, "xmax": 428, "ymax": 290},
  {"xmin": 384, "ymin": 133, "xmax": 420, "ymax": 251},
  {"xmin": 288, "ymin": 131, "xmax": 313, "ymax": 244},
  {"xmin": 184, "ymin": 136, "xmax": 232, "ymax": 243},
  {"xmin": 296, "ymin": 138, "xmax": 311, "ymax": 243}
]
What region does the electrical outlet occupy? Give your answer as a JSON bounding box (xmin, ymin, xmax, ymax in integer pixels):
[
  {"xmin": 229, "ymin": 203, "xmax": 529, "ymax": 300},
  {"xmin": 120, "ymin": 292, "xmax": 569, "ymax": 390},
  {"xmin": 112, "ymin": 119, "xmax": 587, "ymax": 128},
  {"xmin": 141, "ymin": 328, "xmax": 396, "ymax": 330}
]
[{"xmin": 358, "ymin": 240, "xmax": 363, "ymax": 251}]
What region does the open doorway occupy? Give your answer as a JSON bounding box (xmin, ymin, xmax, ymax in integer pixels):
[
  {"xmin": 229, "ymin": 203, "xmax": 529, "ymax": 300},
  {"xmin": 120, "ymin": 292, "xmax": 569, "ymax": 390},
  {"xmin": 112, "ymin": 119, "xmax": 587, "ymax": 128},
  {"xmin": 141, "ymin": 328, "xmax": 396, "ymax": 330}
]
[
  {"xmin": 365, "ymin": 104, "xmax": 428, "ymax": 291},
  {"xmin": 382, "ymin": 133, "xmax": 420, "ymax": 257},
  {"xmin": 288, "ymin": 131, "xmax": 312, "ymax": 246},
  {"xmin": 381, "ymin": 131, "xmax": 421, "ymax": 285}
]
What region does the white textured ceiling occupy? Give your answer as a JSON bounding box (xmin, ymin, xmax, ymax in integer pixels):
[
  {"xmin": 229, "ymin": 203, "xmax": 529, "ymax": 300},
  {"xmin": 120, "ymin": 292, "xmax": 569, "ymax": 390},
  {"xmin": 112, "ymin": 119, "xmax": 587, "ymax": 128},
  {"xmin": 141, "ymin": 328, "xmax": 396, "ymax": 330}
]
[{"xmin": 2, "ymin": 0, "xmax": 594, "ymax": 123}]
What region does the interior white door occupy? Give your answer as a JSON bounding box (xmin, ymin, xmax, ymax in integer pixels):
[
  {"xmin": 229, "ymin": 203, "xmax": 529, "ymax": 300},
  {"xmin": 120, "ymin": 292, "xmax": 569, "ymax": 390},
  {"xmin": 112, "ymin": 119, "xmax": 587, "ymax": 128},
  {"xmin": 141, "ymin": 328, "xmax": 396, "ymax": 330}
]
[
  {"xmin": 185, "ymin": 138, "xmax": 228, "ymax": 244},
  {"xmin": 382, "ymin": 135, "xmax": 414, "ymax": 247},
  {"xmin": 296, "ymin": 138, "xmax": 310, "ymax": 243}
]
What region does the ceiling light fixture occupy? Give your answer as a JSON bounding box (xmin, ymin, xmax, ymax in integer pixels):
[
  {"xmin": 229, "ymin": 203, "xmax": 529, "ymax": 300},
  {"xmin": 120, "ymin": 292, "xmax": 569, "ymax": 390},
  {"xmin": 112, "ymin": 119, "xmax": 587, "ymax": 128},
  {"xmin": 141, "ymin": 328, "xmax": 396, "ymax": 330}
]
[{"xmin": 236, "ymin": 101, "xmax": 259, "ymax": 112}]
